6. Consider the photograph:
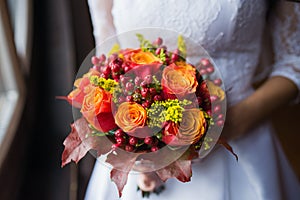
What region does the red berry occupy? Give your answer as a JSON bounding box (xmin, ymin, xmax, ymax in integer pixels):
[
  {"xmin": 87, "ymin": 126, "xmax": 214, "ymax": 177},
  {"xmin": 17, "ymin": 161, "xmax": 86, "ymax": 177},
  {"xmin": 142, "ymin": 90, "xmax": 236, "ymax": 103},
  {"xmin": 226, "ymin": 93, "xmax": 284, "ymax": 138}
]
[
  {"xmin": 149, "ymin": 88, "xmax": 157, "ymax": 96},
  {"xmin": 207, "ymin": 110, "xmax": 212, "ymax": 116},
  {"xmin": 120, "ymin": 75, "xmax": 129, "ymax": 85},
  {"xmin": 126, "ymin": 82, "xmax": 134, "ymax": 92},
  {"xmin": 118, "ymin": 96, "xmax": 126, "ymax": 103},
  {"xmin": 93, "ymin": 65, "xmax": 101, "ymax": 71},
  {"xmin": 115, "ymin": 129, "xmax": 125, "ymax": 137},
  {"xmin": 201, "ymin": 81, "xmax": 208, "ymax": 89},
  {"xmin": 141, "ymin": 88, "xmax": 149, "ymax": 98},
  {"xmin": 160, "ymin": 45, "xmax": 167, "ymax": 51},
  {"xmin": 112, "ymin": 73, "xmax": 119, "ymax": 80},
  {"xmin": 153, "ymin": 37, "xmax": 163, "ymax": 46},
  {"xmin": 165, "ymin": 57, "xmax": 171, "ymax": 65},
  {"xmin": 146, "ymin": 99, "xmax": 153, "ymax": 104},
  {"xmin": 100, "ymin": 66, "xmax": 106, "ymax": 73},
  {"xmin": 116, "ymin": 137, "xmax": 126, "ymax": 144},
  {"xmin": 124, "ymin": 66, "xmax": 131, "ymax": 73},
  {"xmin": 206, "ymin": 66, "xmax": 215, "ymax": 74},
  {"xmin": 126, "ymin": 96, "xmax": 133, "ymax": 102},
  {"xmin": 100, "ymin": 73, "xmax": 108, "ymax": 79},
  {"xmin": 144, "ymin": 75, "xmax": 152, "ymax": 84},
  {"xmin": 200, "ymin": 69, "xmax": 207, "ymax": 75},
  {"xmin": 173, "ymin": 48, "xmax": 180, "ymax": 54},
  {"xmin": 142, "ymin": 101, "xmax": 151, "ymax": 108},
  {"xmin": 111, "ymin": 63, "xmax": 121, "ymax": 73},
  {"xmin": 134, "ymin": 77, "xmax": 142, "ymax": 85},
  {"xmin": 151, "ymin": 146, "xmax": 159, "ymax": 152},
  {"xmin": 144, "ymin": 136, "xmax": 153, "ymax": 145},
  {"xmin": 103, "ymin": 66, "xmax": 111, "ymax": 76},
  {"xmin": 109, "ymin": 54, "xmax": 117, "ymax": 61},
  {"xmin": 216, "ymin": 119, "xmax": 224, "ymax": 127},
  {"xmin": 213, "ymin": 78, "xmax": 222, "ymax": 86},
  {"xmin": 171, "ymin": 52, "xmax": 179, "ymax": 62},
  {"xmin": 135, "ymin": 88, "xmax": 141, "ymax": 94},
  {"xmin": 153, "ymin": 95, "xmax": 162, "ymax": 101},
  {"xmin": 217, "ymin": 114, "xmax": 224, "ymax": 120},
  {"xmin": 210, "ymin": 95, "xmax": 219, "ymax": 103},
  {"xmin": 99, "ymin": 54, "xmax": 106, "ymax": 62},
  {"xmin": 112, "ymin": 143, "xmax": 121, "ymax": 149},
  {"xmin": 125, "ymin": 145, "xmax": 134, "ymax": 152},
  {"xmin": 140, "ymin": 81, "xmax": 148, "ymax": 88},
  {"xmin": 213, "ymin": 105, "xmax": 221, "ymax": 114},
  {"xmin": 201, "ymin": 58, "xmax": 210, "ymax": 66},
  {"xmin": 155, "ymin": 48, "xmax": 162, "ymax": 55},
  {"xmin": 129, "ymin": 137, "xmax": 138, "ymax": 146},
  {"xmin": 91, "ymin": 56, "xmax": 100, "ymax": 65},
  {"xmin": 110, "ymin": 58, "xmax": 123, "ymax": 73},
  {"xmin": 122, "ymin": 62, "xmax": 129, "ymax": 69}
]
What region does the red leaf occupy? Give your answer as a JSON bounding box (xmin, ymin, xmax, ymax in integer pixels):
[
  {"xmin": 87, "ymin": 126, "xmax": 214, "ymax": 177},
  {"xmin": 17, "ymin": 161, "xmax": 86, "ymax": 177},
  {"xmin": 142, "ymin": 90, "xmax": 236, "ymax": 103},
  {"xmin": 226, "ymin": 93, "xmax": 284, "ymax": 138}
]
[
  {"xmin": 217, "ymin": 137, "xmax": 238, "ymax": 161},
  {"xmin": 106, "ymin": 149, "xmax": 140, "ymax": 197},
  {"xmin": 181, "ymin": 145, "xmax": 199, "ymax": 161},
  {"xmin": 61, "ymin": 122, "xmax": 87, "ymax": 167},
  {"xmin": 61, "ymin": 117, "xmax": 112, "ymax": 167},
  {"xmin": 156, "ymin": 159, "xmax": 192, "ymax": 182},
  {"xmin": 110, "ymin": 169, "xmax": 130, "ymax": 198}
]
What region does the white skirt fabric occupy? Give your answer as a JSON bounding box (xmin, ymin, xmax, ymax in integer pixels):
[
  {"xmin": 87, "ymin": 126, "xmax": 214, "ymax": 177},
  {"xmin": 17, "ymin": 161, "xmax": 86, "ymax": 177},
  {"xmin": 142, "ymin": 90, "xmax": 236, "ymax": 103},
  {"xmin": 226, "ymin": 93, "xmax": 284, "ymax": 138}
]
[{"xmin": 85, "ymin": 122, "xmax": 300, "ymax": 200}]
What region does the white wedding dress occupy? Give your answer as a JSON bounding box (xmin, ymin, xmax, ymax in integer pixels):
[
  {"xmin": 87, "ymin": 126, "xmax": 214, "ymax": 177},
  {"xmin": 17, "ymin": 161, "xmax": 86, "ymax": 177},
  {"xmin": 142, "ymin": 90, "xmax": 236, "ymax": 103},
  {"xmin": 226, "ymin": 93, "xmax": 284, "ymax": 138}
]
[{"xmin": 85, "ymin": 0, "xmax": 300, "ymax": 199}]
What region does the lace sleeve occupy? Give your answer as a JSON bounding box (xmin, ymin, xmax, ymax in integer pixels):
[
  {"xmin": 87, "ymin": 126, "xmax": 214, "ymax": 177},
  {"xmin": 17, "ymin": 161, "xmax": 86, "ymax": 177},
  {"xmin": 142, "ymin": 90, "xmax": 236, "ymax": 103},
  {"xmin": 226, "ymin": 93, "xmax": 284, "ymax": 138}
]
[
  {"xmin": 87, "ymin": 0, "xmax": 116, "ymax": 47},
  {"xmin": 269, "ymin": 1, "xmax": 300, "ymax": 102}
]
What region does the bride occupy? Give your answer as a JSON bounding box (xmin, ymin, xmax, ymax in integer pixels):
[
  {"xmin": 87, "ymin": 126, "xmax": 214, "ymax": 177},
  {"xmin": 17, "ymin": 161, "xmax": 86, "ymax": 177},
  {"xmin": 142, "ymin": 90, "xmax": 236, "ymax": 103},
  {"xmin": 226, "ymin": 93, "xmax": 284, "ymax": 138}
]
[{"xmin": 85, "ymin": 0, "xmax": 300, "ymax": 199}]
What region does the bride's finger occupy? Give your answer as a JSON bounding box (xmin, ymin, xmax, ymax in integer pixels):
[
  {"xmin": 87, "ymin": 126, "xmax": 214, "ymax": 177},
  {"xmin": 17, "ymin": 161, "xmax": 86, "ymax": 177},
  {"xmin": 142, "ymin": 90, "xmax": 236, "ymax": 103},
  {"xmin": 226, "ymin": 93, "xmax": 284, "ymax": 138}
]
[{"xmin": 137, "ymin": 173, "xmax": 162, "ymax": 192}]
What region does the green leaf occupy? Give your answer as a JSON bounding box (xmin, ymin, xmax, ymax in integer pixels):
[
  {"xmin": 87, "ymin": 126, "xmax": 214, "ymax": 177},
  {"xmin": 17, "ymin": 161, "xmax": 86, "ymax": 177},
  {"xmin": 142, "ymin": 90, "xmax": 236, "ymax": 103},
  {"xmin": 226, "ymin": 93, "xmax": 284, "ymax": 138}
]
[
  {"xmin": 136, "ymin": 33, "xmax": 155, "ymax": 50},
  {"xmin": 108, "ymin": 43, "xmax": 120, "ymax": 56},
  {"xmin": 177, "ymin": 35, "xmax": 187, "ymax": 58}
]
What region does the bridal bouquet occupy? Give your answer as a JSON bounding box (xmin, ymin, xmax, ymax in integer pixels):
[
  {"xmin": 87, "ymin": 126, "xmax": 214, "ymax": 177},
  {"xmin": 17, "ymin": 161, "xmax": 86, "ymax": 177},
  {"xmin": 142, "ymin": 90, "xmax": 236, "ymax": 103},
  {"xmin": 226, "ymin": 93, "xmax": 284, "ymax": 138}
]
[{"xmin": 61, "ymin": 32, "xmax": 232, "ymax": 197}]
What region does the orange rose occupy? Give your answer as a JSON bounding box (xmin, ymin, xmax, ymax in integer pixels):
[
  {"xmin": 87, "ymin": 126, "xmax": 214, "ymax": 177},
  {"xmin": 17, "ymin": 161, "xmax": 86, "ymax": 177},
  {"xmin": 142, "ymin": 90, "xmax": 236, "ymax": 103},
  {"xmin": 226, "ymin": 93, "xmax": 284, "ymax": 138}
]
[
  {"xmin": 115, "ymin": 102, "xmax": 147, "ymax": 133},
  {"xmin": 163, "ymin": 109, "xmax": 206, "ymax": 146},
  {"xmin": 123, "ymin": 49, "xmax": 161, "ymax": 64},
  {"xmin": 162, "ymin": 63, "xmax": 198, "ymax": 98},
  {"xmin": 67, "ymin": 69, "xmax": 100, "ymax": 108},
  {"xmin": 81, "ymin": 86, "xmax": 116, "ymax": 132},
  {"xmin": 120, "ymin": 49, "xmax": 163, "ymax": 79}
]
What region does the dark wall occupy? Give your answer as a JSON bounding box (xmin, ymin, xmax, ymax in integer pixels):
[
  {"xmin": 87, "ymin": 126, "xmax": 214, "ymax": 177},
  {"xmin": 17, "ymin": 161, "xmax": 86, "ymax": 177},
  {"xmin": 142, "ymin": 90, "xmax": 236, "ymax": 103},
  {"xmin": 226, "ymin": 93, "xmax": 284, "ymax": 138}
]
[{"xmin": 0, "ymin": 0, "xmax": 95, "ymax": 199}]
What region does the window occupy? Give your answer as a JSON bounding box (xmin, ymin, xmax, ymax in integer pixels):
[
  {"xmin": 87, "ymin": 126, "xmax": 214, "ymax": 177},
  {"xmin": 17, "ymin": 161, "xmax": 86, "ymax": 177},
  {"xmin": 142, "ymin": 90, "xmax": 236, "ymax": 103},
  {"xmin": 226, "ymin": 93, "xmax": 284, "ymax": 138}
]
[{"xmin": 0, "ymin": 0, "xmax": 29, "ymax": 168}]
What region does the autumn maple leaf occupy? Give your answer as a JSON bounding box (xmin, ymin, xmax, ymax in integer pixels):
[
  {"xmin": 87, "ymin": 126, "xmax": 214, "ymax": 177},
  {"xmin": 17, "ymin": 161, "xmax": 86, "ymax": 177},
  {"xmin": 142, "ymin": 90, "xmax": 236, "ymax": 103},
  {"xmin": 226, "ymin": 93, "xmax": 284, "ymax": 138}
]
[{"xmin": 61, "ymin": 117, "xmax": 111, "ymax": 167}]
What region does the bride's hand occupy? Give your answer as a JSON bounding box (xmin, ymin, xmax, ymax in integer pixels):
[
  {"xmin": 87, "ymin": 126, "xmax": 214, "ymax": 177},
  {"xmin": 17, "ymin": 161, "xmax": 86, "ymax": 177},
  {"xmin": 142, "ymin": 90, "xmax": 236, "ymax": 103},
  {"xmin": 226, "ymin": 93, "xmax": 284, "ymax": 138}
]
[
  {"xmin": 221, "ymin": 100, "xmax": 253, "ymax": 140},
  {"xmin": 222, "ymin": 77, "xmax": 298, "ymax": 140},
  {"xmin": 137, "ymin": 172, "xmax": 163, "ymax": 192}
]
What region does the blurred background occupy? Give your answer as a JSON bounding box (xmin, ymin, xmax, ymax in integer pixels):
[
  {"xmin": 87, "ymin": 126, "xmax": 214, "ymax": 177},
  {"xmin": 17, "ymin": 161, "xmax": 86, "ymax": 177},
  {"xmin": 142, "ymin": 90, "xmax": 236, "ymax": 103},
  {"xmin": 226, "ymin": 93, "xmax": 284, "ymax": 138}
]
[{"xmin": 0, "ymin": 0, "xmax": 299, "ymax": 199}]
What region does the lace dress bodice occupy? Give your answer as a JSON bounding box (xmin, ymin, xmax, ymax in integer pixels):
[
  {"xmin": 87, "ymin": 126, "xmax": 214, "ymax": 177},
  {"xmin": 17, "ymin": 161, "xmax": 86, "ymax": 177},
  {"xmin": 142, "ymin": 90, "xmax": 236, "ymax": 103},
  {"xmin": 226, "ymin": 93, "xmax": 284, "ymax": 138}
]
[{"xmin": 89, "ymin": 0, "xmax": 300, "ymax": 105}]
